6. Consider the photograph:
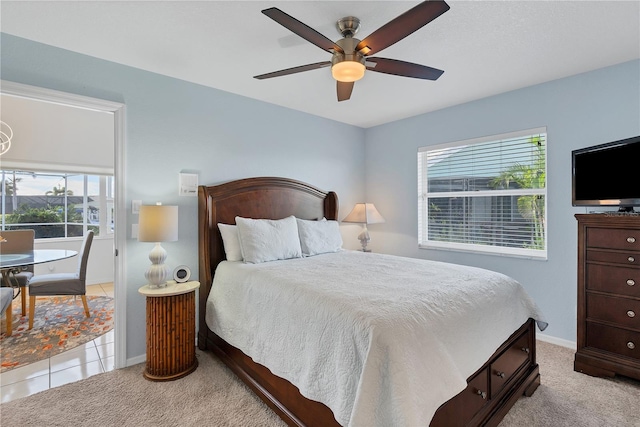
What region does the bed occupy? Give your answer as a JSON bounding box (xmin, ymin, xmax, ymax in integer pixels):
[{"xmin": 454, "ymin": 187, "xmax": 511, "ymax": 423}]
[{"xmin": 198, "ymin": 176, "xmax": 546, "ymax": 427}]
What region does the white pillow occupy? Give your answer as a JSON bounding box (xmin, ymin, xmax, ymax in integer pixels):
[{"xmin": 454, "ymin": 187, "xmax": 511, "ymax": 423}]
[
  {"xmin": 296, "ymin": 218, "xmax": 343, "ymax": 256},
  {"xmin": 218, "ymin": 223, "xmax": 243, "ymax": 262},
  {"xmin": 235, "ymin": 215, "xmax": 303, "ymax": 264}
]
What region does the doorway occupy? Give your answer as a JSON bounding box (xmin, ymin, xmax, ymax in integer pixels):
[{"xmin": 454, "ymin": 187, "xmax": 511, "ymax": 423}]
[{"xmin": 1, "ymin": 80, "xmax": 127, "ymax": 369}]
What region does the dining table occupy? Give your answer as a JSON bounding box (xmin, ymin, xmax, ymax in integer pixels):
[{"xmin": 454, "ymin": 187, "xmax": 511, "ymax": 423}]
[{"xmin": 0, "ymin": 249, "xmax": 78, "ymax": 315}]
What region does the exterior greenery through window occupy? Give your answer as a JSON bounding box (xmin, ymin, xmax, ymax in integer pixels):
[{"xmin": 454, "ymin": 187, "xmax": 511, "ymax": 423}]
[
  {"xmin": 1, "ymin": 170, "xmax": 114, "ymax": 239},
  {"xmin": 418, "ymin": 128, "xmax": 547, "ymax": 258}
]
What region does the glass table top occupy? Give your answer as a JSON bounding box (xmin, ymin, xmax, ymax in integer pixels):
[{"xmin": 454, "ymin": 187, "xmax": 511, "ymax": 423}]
[{"xmin": 0, "ymin": 249, "xmax": 78, "ymax": 269}]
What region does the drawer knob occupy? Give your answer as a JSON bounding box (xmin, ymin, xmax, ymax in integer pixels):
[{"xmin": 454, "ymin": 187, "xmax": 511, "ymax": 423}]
[
  {"xmin": 628, "ymin": 279, "xmax": 636, "ymax": 286},
  {"xmin": 627, "ymin": 237, "xmax": 637, "ymax": 243},
  {"xmin": 628, "ymin": 310, "xmax": 636, "ymax": 318},
  {"xmin": 476, "ymin": 390, "xmax": 487, "ymax": 400},
  {"xmin": 629, "ymin": 256, "xmax": 636, "ymax": 263},
  {"xmin": 495, "ymin": 371, "xmax": 505, "ymax": 378},
  {"xmin": 628, "ymin": 342, "xmax": 636, "ymax": 350},
  {"xmin": 521, "ymin": 347, "xmax": 530, "ymax": 354}
]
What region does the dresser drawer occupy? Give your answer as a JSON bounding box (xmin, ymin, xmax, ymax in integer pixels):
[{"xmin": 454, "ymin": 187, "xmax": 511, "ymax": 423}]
[
  {"xmin": 586, "ymin": 264, "xmax": 640, "ymax": 298},
  {"xmin": 586, "ymin": 322, "xmax": 640, "ymax": 361},
  {"xmin": 587, "ymin": 294, "xmax": 640, "ymax": 329},
  {"xmin": 587, "ymin": 250, "xmax": 640, "ymax": 266},
  {"xmin": 490, "ymin": 329, "xmax": 531, "ymax": 397},
  {"xmin": 587, "ymin": 227, "xmax": 640, "ymax": 251}
]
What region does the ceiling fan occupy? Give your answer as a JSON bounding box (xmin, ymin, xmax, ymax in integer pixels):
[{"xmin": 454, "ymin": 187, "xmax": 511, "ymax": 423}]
[{"xmin": 254, "ymin": 0, "xmax": 450, "ymax": 102}]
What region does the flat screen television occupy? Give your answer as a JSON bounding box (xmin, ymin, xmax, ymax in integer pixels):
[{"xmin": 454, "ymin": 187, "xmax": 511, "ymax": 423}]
[{"xmin": 572, "ymin": 135, "xmax": 640, "ymax": 212}]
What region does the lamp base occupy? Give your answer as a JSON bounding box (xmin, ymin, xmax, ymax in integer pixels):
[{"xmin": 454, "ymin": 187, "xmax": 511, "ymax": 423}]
[
  {"xmin": 357, "ymin": 225, "xmax": 371, "ymax": 252},
  {"xmin": 145, "ymin": 242, "xmax": 169, "ymax": 288},
  {"xmin": 146, "ymin": 279, "xmax": 169, "ymax": 289}
]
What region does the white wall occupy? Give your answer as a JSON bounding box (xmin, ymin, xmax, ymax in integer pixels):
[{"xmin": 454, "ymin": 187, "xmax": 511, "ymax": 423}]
[
  {"xmin": 363, "ymin": 60, "xmax": 640, "ymax": 343},
  {"xmin": 1, "ymin": 94, "xmax": 114, "ymax": 174}
]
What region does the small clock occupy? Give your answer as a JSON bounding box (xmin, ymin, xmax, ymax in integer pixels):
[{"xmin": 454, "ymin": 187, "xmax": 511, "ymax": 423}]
[{"xmin": 173, "ymin": 265, "xmax": 191, "ymax": 283}]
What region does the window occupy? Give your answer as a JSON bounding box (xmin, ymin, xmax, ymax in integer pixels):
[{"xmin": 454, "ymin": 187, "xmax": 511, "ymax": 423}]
[
  {"xmin": 418, "ymin": 128, "xmax": 547, "ymax": 258},
  {"xmin": 1, "ymin": 170, "xmax": 114, "ymax": 239}
]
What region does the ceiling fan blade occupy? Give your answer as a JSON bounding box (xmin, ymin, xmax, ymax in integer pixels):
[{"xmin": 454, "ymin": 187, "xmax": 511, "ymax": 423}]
[
  {"xmin": 337, "ymin": 81, "xmax": 354, "ymax": 102},
  {"xmin": 366, "ymin": 57, "xmax": 444, "ymax": 80},
  {"xmin": 262, "ymin": 8, "xmax": 344, "ymax": 54},
  {"xmin": 254, "ymin": 61, "xmax": 331, "ymax": 80},
  {"xmin": 356, "ymin": 0, "xmax": 450, "ymax": 56}
]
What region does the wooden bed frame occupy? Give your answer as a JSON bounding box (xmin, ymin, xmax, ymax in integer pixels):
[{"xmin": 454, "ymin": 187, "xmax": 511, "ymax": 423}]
[{"xmin": 198, "ymin": 176, "xmax": 541, "ymax": 427}]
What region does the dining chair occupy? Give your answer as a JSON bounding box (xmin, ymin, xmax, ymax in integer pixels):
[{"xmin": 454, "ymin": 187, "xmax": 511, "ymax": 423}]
[
  {"xmin": 28, "ymin": 230, "xmax": 94, "ymax": 330},
  {"xmin": 1, "ymin": 287, "xmax": 13, "ymax": 336},
  {"xmin": 0, "ymin": 229, "xmax": 35, "ymax": 316}
]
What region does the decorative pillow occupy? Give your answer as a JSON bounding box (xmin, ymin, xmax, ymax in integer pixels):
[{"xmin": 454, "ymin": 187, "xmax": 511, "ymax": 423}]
[
  {"xmin": 296, "ymin": 218, "xmax": 343, "ymax": 256},
  {"xmin": 218, "ymin": 223, "xmax": 243, "ymax": 262},
  {"xmin": 235, "ymin": 215, "xmax": 303, "ymax": 264}
]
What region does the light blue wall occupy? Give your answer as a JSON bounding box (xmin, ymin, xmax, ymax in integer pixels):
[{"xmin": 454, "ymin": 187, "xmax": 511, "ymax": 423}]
[
  {"xmin": 364, "ymin": 60, "xmax": 640, "ymax": 343},
  {"xmin": 1, "ymin": 34, "xmax": 366, "ymax": 360},
  {"xmin": 3, "ymin": 31, "xmax": 638, "ymax": 355}
]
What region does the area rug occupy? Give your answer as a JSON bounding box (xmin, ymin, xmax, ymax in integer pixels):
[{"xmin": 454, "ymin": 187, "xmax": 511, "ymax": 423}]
[{"xmin": 0, "ymin": 295, "xmax": 114, "ymax": 373}]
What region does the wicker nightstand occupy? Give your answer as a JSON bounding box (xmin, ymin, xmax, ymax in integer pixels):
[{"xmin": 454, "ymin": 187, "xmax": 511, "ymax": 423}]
[{"xmin": 138, "ymin": 280, "xmax": 200, "ymax": 381}]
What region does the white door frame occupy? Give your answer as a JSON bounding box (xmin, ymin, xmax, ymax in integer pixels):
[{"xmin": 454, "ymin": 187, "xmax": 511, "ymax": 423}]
[{"xmin": 1, "ymin": 80, "xmax": 127, "ymax": 369}]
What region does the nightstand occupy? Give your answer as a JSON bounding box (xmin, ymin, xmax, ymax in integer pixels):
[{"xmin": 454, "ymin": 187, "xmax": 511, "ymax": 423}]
[{"xmin": 138, "ymin": 280, "xmax": 200, "ymax": 381}]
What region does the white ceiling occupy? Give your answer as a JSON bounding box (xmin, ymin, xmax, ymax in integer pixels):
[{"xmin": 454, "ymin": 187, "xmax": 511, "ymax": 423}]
[{"xmin": 2, "ymin": 1, "xmax": 639, "ymax": 128}]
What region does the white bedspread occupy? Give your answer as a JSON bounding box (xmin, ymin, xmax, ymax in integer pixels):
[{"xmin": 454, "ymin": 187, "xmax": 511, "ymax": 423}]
[{"xmin": 205, "ymin": 251, "xmax": 546, "ymax": 427}]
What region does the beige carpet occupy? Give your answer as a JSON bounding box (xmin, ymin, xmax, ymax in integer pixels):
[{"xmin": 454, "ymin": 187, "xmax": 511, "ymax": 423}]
[
  {"xmin": 1, "ymin": 341, "xmax": 638, "ymax": 426},
  {"xmin": 499, "ymin": 341, "xmax": 640, "ymax": 427}
]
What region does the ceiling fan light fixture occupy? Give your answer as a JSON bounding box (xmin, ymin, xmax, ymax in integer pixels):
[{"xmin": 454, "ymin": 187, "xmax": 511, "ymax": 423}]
[
  {"xmin": 257, "ymin": 2, "xmax": 450, "ymax": 100},
  {"xmin": 331, "ymin": 60, "xmax": 365, "ymax": 83}
]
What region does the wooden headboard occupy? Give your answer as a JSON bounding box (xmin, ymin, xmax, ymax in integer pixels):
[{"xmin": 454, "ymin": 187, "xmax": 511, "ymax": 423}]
[{"xmin": 197, "ymin": 176, "xmax": 339, "ymax": 342}]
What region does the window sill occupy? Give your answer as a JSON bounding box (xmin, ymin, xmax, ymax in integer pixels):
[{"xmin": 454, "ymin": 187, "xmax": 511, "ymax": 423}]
[{"xmin": 419, "ymin": 242, "xmax": 547, "ymax": 260}]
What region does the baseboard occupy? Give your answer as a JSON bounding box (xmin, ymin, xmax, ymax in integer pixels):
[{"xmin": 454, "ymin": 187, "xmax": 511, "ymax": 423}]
[
  {"xmin": 126, "ymin": 354, "xmax": 146, "ymax": 367},
  {"xmin": 537, "ymin": 333, "xmax": 576, "ymax": 350}
]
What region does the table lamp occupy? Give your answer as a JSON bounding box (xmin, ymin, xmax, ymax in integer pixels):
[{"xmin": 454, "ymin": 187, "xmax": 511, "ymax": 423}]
[
  {"xmin": 342, "ymin": 203, "xmax": 385, "ymax": 252},
  {"xmin": 138, "ymin": 203, "xmax": 178, "ymax": 288}
]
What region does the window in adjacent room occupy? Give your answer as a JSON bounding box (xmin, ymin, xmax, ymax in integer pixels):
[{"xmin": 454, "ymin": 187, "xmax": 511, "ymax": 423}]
[
  {"xmin": 417, "ymin": 128, "xmax": 547, "ymax": 258},
  {"xmin": 0, "ymin": 170, "xmax": 114, "ymax": 239}
]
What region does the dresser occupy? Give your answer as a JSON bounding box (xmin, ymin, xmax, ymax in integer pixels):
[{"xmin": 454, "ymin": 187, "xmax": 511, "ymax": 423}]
[{"xmin": 574, "ymin": 214, "xmax": 640, "ymax": 380}]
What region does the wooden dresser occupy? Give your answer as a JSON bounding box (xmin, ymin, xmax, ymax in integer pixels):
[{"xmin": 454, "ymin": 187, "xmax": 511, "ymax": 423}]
[{"xmin": 575, "ymin": 214, "xmax": 640, "ymax": 380}]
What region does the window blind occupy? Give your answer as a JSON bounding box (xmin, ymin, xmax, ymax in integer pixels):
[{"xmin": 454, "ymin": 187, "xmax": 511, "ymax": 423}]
[{"xmin": 418, "ymin": 128, "xmax": 547, "ymax": 258}]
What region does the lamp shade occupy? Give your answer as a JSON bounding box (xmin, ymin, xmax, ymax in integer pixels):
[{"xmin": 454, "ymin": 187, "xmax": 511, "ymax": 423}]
[
  {"xmin": 342, "ymin": 203, "xmax": 385, "ymax": 224},
  {"xmin": 138, "ymin": 205, "xmax": 178, "ymax": 242}
]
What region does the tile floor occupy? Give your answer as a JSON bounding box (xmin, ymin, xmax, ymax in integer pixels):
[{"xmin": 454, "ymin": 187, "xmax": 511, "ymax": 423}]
[{"xmin": 0, "ymin": 283, "xmax": 115, "ymax": 404}]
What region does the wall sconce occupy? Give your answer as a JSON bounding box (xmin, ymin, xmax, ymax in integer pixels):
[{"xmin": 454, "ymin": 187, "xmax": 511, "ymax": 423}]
[
  {"xmin": 138, "ymin": 203, "xmax": 178, "ymax": 288},
  {"xmin": 342, "ymin": 203, "xmax": 385, "ymax": 252}
]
